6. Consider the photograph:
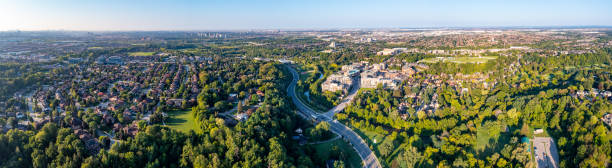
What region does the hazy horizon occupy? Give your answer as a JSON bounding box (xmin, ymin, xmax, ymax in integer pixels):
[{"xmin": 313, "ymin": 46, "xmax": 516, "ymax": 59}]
[{"xmin": 1, "ymin": 0, "xmax": 611, "ymax": 31}]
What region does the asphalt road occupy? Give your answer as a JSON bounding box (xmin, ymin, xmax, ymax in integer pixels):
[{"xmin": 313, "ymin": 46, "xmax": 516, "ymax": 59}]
[{"xmin": 285, "ymin": 65, "xmax": 382, "ymax": 168}]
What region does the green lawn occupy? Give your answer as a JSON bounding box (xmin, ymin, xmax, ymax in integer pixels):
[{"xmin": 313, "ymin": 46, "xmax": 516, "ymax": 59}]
[
  {"xmin": 308, "ymin": 138, "xmax": 362, "ymax": 168},
  {"xmin": 563, "ymin": 64, "xmax": 608, "ymax": 70},
  {"xmin": 128, "ymin": 52, "xmax": 155, "ymax": 56},
  {"xmin": 300, "ymin": 70, "xmax": 315, "ymax": 81},
  {"xmin": 475, "ymin": 126, "xmax": 493, "ymax": 152},
  {"xmin": 419, "ymin": 56, "xmax": 498, "ymax": 64},
  {"xmin": 88, "ymin": 47, "xmax": 103, "ymax": 50},
  {"xmin": 353, "ymin": 128, "xmax": 387, "ymax": 147},
  {"xmin": 165, "ymin": 110, "xmax": 201, "ymax": 133},
  {"xmin": 474, "ymin": 124, "xmax": 512, "ymax": 158},
  {"xmin": 353, "ymin": 128, "xmax": 388, "ymax": 154}
]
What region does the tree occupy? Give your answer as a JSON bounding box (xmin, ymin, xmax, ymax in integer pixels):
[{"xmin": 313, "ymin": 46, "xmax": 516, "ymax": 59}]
[
  {"xmin": 519, "ymin": 123, "xmax": 530, "ymax": 137},
  {"xmin": 7, "ymin": 117, "xmax": 16, "ymax": 128},
  {"xmin": 333, "ymin": 160, "xmax": 346, "ymax": 168},
  {"xmin": 237, "ymin": 101, "xmax": 243, "ymax": 113},
  {"xmin": 395, "ymin": 146, "xmax": 422, "ymax": 168},
  {"xmin": 310, "ymin": 121, "xmax": 332, "ymax": 141},
  {"xmin": 378, "ymin": 140, "xmax": 394, "ymax": 157},
  {"xmin": 267, "ymin": 137, "xmax": 289, "ymax": 168}
]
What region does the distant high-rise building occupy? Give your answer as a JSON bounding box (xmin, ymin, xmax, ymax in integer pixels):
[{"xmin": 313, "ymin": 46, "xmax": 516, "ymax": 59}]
[{"xmin": 329, "ymin": 41, "xmax": 343, "ymax": 48}]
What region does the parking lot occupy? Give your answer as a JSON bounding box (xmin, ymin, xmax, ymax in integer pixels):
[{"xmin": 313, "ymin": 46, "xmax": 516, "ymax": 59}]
[{"xmin": 533, "ymin": 137, "xmax": 560, "ymax": 168}]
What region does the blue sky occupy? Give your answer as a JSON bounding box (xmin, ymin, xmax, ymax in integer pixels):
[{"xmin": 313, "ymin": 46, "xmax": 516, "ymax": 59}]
[{"xmin": 0, "ymin": 0, "xmax": 611, "ymax": 31}]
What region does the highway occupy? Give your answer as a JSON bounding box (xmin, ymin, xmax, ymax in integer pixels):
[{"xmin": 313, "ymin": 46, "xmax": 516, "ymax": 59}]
[{"xmin": 285, "ymin": 65, "xmax": 382, "ymax": 168}]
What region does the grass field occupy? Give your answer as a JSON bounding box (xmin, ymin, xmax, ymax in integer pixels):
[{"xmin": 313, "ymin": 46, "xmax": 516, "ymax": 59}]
[
  {"xmin": 360, "ymin": 129, "xmax": 387, "ymax": 147},
  {"xmin": 308, "ymin": 138, "xmax": 363, "ymax": 168},
  {"xmin": 128, "ymin": 52, "xmax": 155, "ymax": 56},
  {"xmin": 563, "ymin": 64, "xmax": 608, "ymax": 70},
  {"xmin": 475, "ymin": 126, "xmax": 494, "ymax": 152},
  {"xmin": 418, "ymin": 56, "xmax": 497, "ymax": 64},
  {"xmin": 353, "ymin": 129, "xmax": 388, "ymax": 154},
  {"xmin": 475, "ymin": 124, "xmax": 512, "ymax": 158},
  {"xmin": 165, "ymin": 110, "xmax": 201, "ymax": 133},
  {"xmin": 87, "ymin": 47, "xmax": 103, "ymax": 50}
]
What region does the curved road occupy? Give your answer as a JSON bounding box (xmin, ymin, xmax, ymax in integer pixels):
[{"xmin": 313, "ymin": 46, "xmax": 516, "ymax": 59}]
[{"xmin": 285, "ymin": 65, "xmax": 382, "ymax": 168}]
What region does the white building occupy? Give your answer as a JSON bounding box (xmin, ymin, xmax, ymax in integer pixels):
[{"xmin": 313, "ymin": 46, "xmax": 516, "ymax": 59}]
[
  {"xmin": 329, "ymin": 41, "xmax": 343, "ymax": 48},
  {"xmin": 321, "ymin": 74, "xmax": 353, "ymax": 93},
  {"xmin": 377, "ymin": 48, "xmax": 406, "ymax": 55}
]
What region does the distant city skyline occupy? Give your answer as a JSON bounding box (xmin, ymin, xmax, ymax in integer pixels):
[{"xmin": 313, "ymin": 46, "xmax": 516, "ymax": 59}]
[{"xmin": 1, "ymin": 0, "xmax": 611, "ymax": 31}]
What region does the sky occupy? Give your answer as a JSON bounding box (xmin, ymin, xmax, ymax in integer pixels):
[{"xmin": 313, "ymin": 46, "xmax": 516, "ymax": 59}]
[{"xmin": 0, "ymin": 0, "xmax": 611, "ymax": 31}]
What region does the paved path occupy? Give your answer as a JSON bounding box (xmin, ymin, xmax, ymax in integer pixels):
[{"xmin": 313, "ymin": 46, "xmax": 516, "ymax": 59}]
[
  {"xmin": 307, "ymin": 134, "xmax": 341, "ymax": 145},
  {"xmin": 285, "ymin": 65, "xmax": 382, "ymax": 168}
]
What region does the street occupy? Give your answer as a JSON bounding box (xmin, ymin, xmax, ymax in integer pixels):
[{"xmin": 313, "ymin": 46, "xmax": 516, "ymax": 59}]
[{"xmin": 285, "ymin": 64, "xmax": 382, "ymax": 168}]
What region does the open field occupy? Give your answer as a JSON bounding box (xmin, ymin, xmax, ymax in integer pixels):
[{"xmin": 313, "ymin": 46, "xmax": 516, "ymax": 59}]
[
  {"xmin": 563, "ymin": 64, "xmax": 609, "ymax": 70},
  {"xmin": 418, "ymin": 56, "xmax": 498, "ymax": 64},
  {"xmin": 308, "ymin": 138, "xmax": 363, "ymax": 168},
  {"xmin": 165, "ymin": 110, "xmax": 201, "ymax": 133},
  {"xmin": 87, "ymin": 47, "xmax": 104, "ymax": 50},
  {"xmin": 353, "ymin": 129, "xmax": 388, "ymax": 154},
  {"xmin": 128, "ymin": 52, "xmax": 155, "ymax": 56},
  {"xmin": 474, "ymin": 124, "xmax": 513, "ymax": 158}
]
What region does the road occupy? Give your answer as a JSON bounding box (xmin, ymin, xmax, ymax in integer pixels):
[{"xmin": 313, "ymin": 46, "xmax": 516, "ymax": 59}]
[{"xmin": 285, "ymin": 65, "xmax": 382, "ymax": 168}]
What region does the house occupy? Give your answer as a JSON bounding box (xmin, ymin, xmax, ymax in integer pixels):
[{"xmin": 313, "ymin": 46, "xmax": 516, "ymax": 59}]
[
  {"xmin": 234, "ymin": 113, "xmax": 249, "ymax": 122},
  {"xmin": 534, "ymin": 129, "xmax": 544, "ymax": 134},
  {"xmin": 228, "ymin": 93, "xmax": 238, "ymax": 101},
  {"xmin": 123, "ymin": 124, "xmax": 139, "ymax": 137},
  {"xmin": 69, "ymin": 118, "xmax": 86, "ymax": 130},
  {"xmin": 602, "ymin": 113, "xmax": 612, "ymax": 127},
  {"xmin": 256, "ymin": 90, "xmax": 265, "ymax": 97},
  {"xmin": 16, "ymin": 112, "xmax": 25, "ymax": 119},
  {"xmin": 166, "ymin": 98, "xmax": 184, "ymax": 107},
  {"xmin": 74, "ymin": 129, "xmax": 100, "ymax": 155},
  {"xmin": 377, "ymin": 48, "xmax": 406, "ymax": 55},
  {"xmin": 245, "ymin": 108, "xmax": 256, "ymax": 115},
  {"xmin": 102, "ymin": 113, "xmax": 116, "ymax": 125}
]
